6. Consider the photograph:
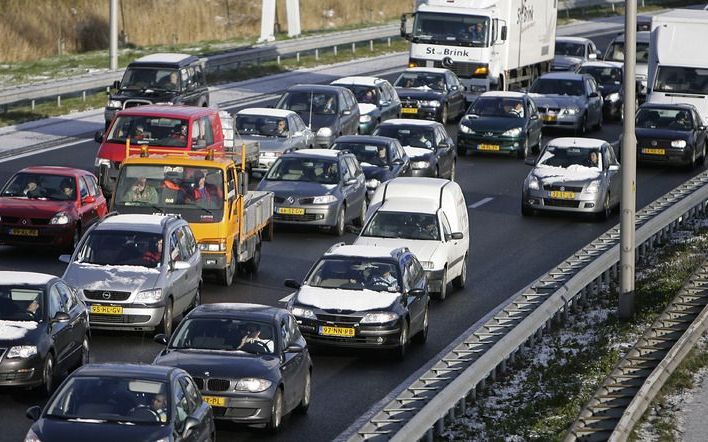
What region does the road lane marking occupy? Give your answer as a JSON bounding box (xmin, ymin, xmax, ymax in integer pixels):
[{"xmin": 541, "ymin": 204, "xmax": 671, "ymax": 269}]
[
  {"xmin": 0, "ymin": 138, "xmax": 90, "ymax": 163},
  {"xmin": 468, "ymin": 197, "xmax": 494, "ymax": 209}
]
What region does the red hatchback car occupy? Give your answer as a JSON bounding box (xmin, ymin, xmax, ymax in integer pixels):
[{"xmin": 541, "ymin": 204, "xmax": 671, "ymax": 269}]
[{"xmin": 0, "ymin": 166, "xmax": 108, "ymax": 251}]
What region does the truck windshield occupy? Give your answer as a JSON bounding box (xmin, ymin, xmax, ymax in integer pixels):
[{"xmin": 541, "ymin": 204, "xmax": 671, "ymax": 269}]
[
  {"xmin": 107, "ymin": 116, "xmax": 190, "ymax": 148},
  {"xmin": 413, "ymin": 12, "xmax": 489, "ymax": 47},
  {"xmin": 113, "ymin": 165, "xmax": 225, "ymax": 223},
  {"xmin": 654, "ymin": 66, "xmax": 708, "ymax": 95},
  {"xmin": 121, "ymin": 68, "xmax": 180, "ymax": 92},
  {"xmin": 604, "ymin": 42, "xmax": 649, "ymax": 63},
  {"xmin": 362, "ymin": 211, "xmax": 440, "ymax": 241}
]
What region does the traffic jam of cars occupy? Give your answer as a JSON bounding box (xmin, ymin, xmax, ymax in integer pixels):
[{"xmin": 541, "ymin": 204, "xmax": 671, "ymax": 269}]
[{"xmin": 3, "ymin": 1, "xmax": 708, "ymax": 440}]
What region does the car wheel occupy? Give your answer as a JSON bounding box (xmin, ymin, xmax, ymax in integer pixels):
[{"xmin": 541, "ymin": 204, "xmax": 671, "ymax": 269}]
[
  {"xmin": 412, "ymin": 306, "xmax": 429, "ymax": 345},
  {"xmin": 598, "ymin": 192, "xmax": 611, "ymax": 221},
  {"xmin": 188, "ymin": 285, "xmax": 201, "ymax": 312},
  {"xmin": 42, "ymin": 354, "xmax": 56, "ymax": 396},
  {"xmin": 449, "ymin": 161, "xmax": 456, "ymax": 181},
  {"xmin": 267, "ymin": 389, "xmax": 284, "ymax": 432},
  {"xmin": 521, "ymin": 203, "xmax": 534, "ymax": 217},
  {"xmin": 452, "ymin": 256, "xmax": 467, "ymax": 290},
  {"xmin": 435, "ymin": 268, "xmax": 448, "ymax": 301},
  {"xmin": 296, "ymin": 370, "xmax": 311, "ymax": 414},
  {"xmin": 576, "ymin": 114, "xmax": 587, "ymax": 135},
  {"xmin": 395, "ymin": 320, "xmax": 409, "ymax": 360},
  {"xmin": 700, "ymin": 143, "xmax": 707, "ymax": 165},
  {"xmin": 70, "ymin": 226, "xmax": 81, "ymax": 251},
  {"xmin": 244, "ymin": 243, "xmax": 261, "ymax": 274},
  {"xmin": 440, "ymin": 105, "xmax": 449, "ymax": 124},
  {"xmin": 159, "ymin": 299, "xmax": 174, "ymax": 338},
  {"xmin": 354, "ymin": 200, "xmax": 367, "ymax": 227},
  {"xmin": 219, "ymin": 252, "xmax": 236, "ymax": 286},
  {"xmin": 517, "ymin": 137, "xmax": 529, "ymax": 160},
  {"xmin": 331, "ymin": 206, "xmax": 345, "ymax": 236},
  {"xmin": 435, "ymin": 166, "xmax": 440, "ymax": 178},
  {"xmin": 595, "ymin": 112, "xmax": 603, "ymax": 130}
]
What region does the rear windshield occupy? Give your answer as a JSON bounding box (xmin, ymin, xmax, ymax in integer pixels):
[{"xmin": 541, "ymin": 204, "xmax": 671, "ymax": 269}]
[{"xmin": 107, "ymin": 116, "xmax": 190, "ymax": 148}]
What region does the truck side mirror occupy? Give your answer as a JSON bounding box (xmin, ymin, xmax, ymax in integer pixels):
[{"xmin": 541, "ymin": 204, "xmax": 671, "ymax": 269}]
[
  {"xmin": 112, "ymin": 80, "xmax": 120, "ymax": 90},
  {"xmin": 500, "ymin": 25, "xmax": 507, "ymax": 41},
  {"xmin": 400, "ymin": 13, "xmax": 414, "ymax": 40}
]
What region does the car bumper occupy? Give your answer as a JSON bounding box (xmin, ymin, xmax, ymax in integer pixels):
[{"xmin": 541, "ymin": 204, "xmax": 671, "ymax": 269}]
[
  {"xmin": 273, "ymin": 203, "xmax": 340, "ymax": 227},
  {"xmin": 0, "ymin": 223, "xmax": 75, "ymax": 248},
  {"xmin": 425, "ymin": 269, "xmax": 445, "ymax": 293},
  {"xmin": 522, "ymin": 189, "xmax": 605, "ymax": 214},
  {"xmin": 401, "ymin": 107, "xmax": 441, "ymax": 121},
  {"xmin": 86, "ymin": 303, "xmax": 165, "ymax": 331},
  {"xmin": 315, "ymin": 135, "xmax": 335, "ymax": 148},
  {"xmin": 358, "ymin": 121, "xmax": 377, "ymax": 135},
  {"xmin": 637, "ymin": 148, "xmax": 694, "ymax": 166},
  {"xmin": 409, "ymin": 167, "xmax": 435, "ymax": 177},
  {"xmin": 296, "ymin": 318, "xmax": 403, "ymax": 348},
  {"xmin": 201, "ymin": 252, "xmax": 227, "ymax": 270},
  {"xmin": 201, "ymin": 391, "xmax": 275, "ymax": 424},
  {"xmin": 457, "ymin": 133, "xmax": 525, "ymax": 154},
  {"xmin": 539, "ymin": 114, "xmax": 582, "ymax": 130},
  {"xmin": 0, "ymin": 355, "xmax": 44, "ymax": 388}
]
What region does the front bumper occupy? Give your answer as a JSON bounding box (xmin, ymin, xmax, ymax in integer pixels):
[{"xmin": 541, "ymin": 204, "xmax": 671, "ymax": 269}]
[
  {"xmin": 539, "ymin": 113, "xmax": 582, "ymax": 130},
  {"xmin": 295, "ymin": 317, "xmax": 402, "ymax": 348},
  {"xmin": 273, "ymin": 202, "xmax": 340, "ymax": 227},
  {"xmin": 522, "ymin": 188, "xmax": 604, "ymax": 214},
  {"xmin": 425, "ymin": 269, "xmax": 445, "ymax": 293},
  {"xmin": 315, "ymin": 134, "xmax": 335, "ymax": 148},
  {"xmin": 637, "ymin": 147, "xmax": 694, "ymax": 166},
  {"xmin": 86, "ymin": 302, "xmax": 165, "ymax": 331},
  {"xmin": 201, "ymin": 252, "xmax": 227, "ymax": 270},
  {"xmin": 457, "ymin": 133, "xmax": 524, "ymax": 155},
  {"xmin": 0, "ymin": 223, "xmax": 74, "ymax": 249},
  {"xmin": 197, "ymin": 390, "xmax": 275, "ymax": 423},
  {"xmin": 0, "ymin": 355, "xmax": 44, "ymax": 388},
  {"xmin": 400, "ymin": 106, "xmax": 441, "ymax": 121}
]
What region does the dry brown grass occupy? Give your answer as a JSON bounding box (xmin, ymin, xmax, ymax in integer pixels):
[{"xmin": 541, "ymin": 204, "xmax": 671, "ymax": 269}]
[{"xmin": 0, "ymin": 0, "xmax": 414, "ymax": 62}]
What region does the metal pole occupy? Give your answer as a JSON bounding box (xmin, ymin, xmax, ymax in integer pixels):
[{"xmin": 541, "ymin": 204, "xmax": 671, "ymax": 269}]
[
  {"xmin": 109, "ymin": 0, "xmax": 118, "ymax": 70},
  {"xmin": 619, "ymin": 0, "xmax": 637, "ymax": 319}
]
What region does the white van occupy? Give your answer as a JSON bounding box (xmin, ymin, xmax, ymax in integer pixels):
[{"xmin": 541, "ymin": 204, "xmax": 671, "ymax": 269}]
[{"xmin": 354, "ymin": 177, "xmax": 469, "ymax": 300}]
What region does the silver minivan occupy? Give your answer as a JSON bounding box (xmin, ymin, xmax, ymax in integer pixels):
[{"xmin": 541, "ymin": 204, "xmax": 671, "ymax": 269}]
[{"xmin": 60, "ymin": 213, "xmax": 201, "ymax": 337}]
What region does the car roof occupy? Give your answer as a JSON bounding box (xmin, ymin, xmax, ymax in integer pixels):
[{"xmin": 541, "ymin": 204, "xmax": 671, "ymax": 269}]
[
  {"xmin": 538, "ymin": 72, "xmax": 587, "ymax": 81},
  {"xmin": 287, "ymin": 149, "xmax": 342, "ymax": 159},
  {"xmin": 0, "ymin": 271, "xmax": 57, "ymax": 286},
  {"xmin": 479, "ymin": 91, "xmax": 526, "ymax": 99},
  {"xmin": 286, "ymin": 84, "xmax": 345, "ymax": 93},
  {"xmin": 236, "ymin": 108, "xmax": 296, "ymax": 118},
  {"xmin": 610, "ymin": 31, "xmax": 650, "ymax": 43},
  {"xmin": 403, "ymin": 67, "xmax": 450, "ymax": 75},
  {"xmin": 546, "ymin": 137, "xmax": 607, "ymax": 149},
  {"xmin": 96, "ymin": 214, "xmax": 178, "ymax": 234},
  {"xmin": 331, "ymin": 76, "xmax": 384, "ymax": 87},
  {"xmin": 129, "ymin": 53, "xmax": 200, "ymax": 67},
  {"xmin": 379, "ymin": 119, "xmax": 443, "ymax": 128},
  {"xmin": 117, "ymin": 105, "xmax": 214, "ymax": 118},
  {"xmin": 579, "ymin": 61, "xmax": 623, "ymax": 69},
  {"xmin": 639, "ymin": 102, "xmax": 699, "ymax": 112},
  {"xmin": 325, "ymin": 244, "xmax": 404, "ymax": 259},
  {"xmin": 556, "ymin": 36, "xmax": 592, "ymax": 44},
  {"xmin": 379, "ymin": 197, "xmax": 439, "ymax": 214},
  {"xmin": 189, "ymin": 303, "xmax": 283, "ymax": 321},
  {"xmin": 75, "ymin": 363, "xmax": 180, "ymax": 381},
  {"xmin": 334, "ymin": 135, "xmax": 394, "ymax": 145},
  {"xmin": 17, "ymin": 166, "xmax": 90, "ymax": 176}
]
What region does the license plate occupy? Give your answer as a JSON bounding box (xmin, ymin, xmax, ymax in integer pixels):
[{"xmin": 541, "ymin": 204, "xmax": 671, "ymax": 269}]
[
  {"xmin": 9, "ymin": 228, "xmax": 38, "ymax": 237},
  {"xmin": 90, "ymin": 305, "xmax": 123, "ymax": 315},
  {"xmin": 276, "ymin": 207, "xmax": 305, "ymax": 215},
  {"xmin": 202, "ymin": 396, "xmax": 227, "ymax": 407},
  {"xmin": 478, "ymin": 144, "xmax": 500, "ymax": 151},
  {"xmin": 401, "ymin": 107, "xmax": 418, "ymax": 114},
  {"xmin": 319, "ymin": 326, "xmax": 355, "ymax": 337},
  {"xmin": 543, "ymin": 115, "xmax": 557, "ymax": 122},
  {"xmin": 550, "ymin": 191, "xmax": 576, "ymax": 200},
  {"xmin": 642, "ymin": 148, "xmax": 665, "ymax": 155}
]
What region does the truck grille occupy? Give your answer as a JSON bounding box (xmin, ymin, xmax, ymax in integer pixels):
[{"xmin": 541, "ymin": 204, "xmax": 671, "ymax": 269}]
[{"xmin": 432, "ymin": 60, "xmax": 482, "ymax": 78}]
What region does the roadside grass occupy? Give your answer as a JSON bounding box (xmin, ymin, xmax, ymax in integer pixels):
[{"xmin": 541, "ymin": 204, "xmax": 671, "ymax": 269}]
[
  {"xmin": 0, "ymin": 92, "xmax": 106, "ymax": 127},
  {"xmin": 439, "ymin": 224, "xmax": 708, "ymax": 441}
]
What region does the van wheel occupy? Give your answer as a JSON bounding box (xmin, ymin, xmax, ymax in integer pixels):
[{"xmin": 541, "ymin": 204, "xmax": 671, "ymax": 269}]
[
  {"xmin": 159, "ymin": 299, "xmax": 174, "ymax": 338},
  {"xmin": 219, "ymin": 253, "xmax": 236, "ymax": 286},
  {"xmin": 452, "ymin": 256, "xmax": 467, "ymax": 290},
  {"xmin": 244, "ymin": 243, "xmax": 261, "ymax": 274},
  {"xmin": 435, "ymin": 268, "xmax": 448, "ymax": 300}
]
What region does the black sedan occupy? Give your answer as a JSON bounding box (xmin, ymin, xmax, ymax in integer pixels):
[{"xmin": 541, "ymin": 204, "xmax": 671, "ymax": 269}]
[
  {"xmin": 373, "ymin": 119, "xmax": 456, "ymax": 180},
  {"xmin": 153, "ymin": 303, "xmax": 312, "ymax": 432},
  {"xmin": 0, "ymin": 271, "xmax": 89, "ymax": 394},
  {"xmin": 576, "ymin": 61, "xmax": 627, "ymax": 121},
  {"xmin": 25, "ymin": 363, "xmax": 214, "ymax": 442},
  {"xmin": 634, "ymin": 103, "xmax": 708, "ymax": 168},
  {"xmin": 331, "ymin": 135, "xmax": 411, "ymax": 200},
  {"xmin": 393, "ymin": 67, "xmax": 466, "ymax": 123}
]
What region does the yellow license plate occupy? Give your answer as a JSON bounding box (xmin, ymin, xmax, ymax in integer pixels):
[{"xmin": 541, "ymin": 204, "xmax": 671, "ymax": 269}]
[
  {"xmin": 9, "ymin": 228, "xmax": 38, "ymax": 237},
  {"xmin": 550, "ymin": 191, "xmax": 576, "ymax": 200},
  {"xmin": 90, "ymin": 305, "xmax": 123, "ymax": 315},
  {"xmin": 276, "ymin": 207, "xmax": 305, "ymax": 215},
  {"xmin": 478, "ymin": 144, "xmax": 500, "ymax": 151},
  {"xmin": 202, "ymin": 396, "xmax": 227, "ymax": 407},
  {"xmin": 401, "ymin": 107, "xmax": 418, "ymax": 114},
  {"xmin": 320, "ymin": 326, "xmax": 355, "ymax": 337},
  {"xmin": 642, "ymin": 148, "xmax": 666, "ymax": 155},
  {"xmin": 543, "ymin": 115, "xmax": 557, "ymax": 122}
]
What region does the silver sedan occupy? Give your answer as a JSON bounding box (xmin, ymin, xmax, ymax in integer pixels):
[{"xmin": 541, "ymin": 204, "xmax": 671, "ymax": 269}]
[{"xmin": 521, "ymin": 137, "xmax": 621, "ymax": 219}]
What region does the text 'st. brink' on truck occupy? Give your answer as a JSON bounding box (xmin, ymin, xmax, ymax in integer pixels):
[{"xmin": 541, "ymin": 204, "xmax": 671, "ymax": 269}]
[
  {"xmin": 647, "ymin": 9, "xmax": 708, "ymax": 123},
  {"xmin": 401, "ymin": 0, "xmax": 557, "ymax": 95}
]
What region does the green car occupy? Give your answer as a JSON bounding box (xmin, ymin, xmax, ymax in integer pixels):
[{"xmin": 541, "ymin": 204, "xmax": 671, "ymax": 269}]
[{"xmin": 457, "ymin": 92, "xmax": 543, "ymax": 159}]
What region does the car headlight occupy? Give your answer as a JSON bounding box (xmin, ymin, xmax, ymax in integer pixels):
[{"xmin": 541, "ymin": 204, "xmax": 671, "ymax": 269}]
[
  {"xmin": 360, "ymin": 115, "xmax": 373, "ymax": 123},
  {"xmin": 261, "ymin": 151, "xmax": 282, "ymax": 158},
  {"xmin": 134, "ymin": 289, "xmax": 163, "ymax": 304},
  {"xmin": 50, "ymin": 212, "xmax": 70, "ymax": 225},
  {"xmin": 6, "ymin": 346, "xmax": 38, "ymax": 359},
  {"xmin": 366, "ymin": 178, "xmax": 380, "ymax": 189},
  {"xmin": 317, "ymin": 127, "xmax": 333, "ymax": 138},
  {"xmin": 198, "ymin": 241, "xmax": 227, "ymax": 252},
  {"xmin": 291, "ymin": 305, "xmax": 316, "ymax": 319},
  {"xmin": 94, "ymin": 158, "xmax": 112, "ymax": 168},
  {"xmin": 360, "ymin": 312, "xmax": 399, "ymax": 324},
  {"xmin": 562, "ymin": 107, "xmax": 580, "ymax": 116},
  {"xmin": 459, "ymin": 124, "xmax": 474, "ymax": 134},
  {"xmin": 107, "ymin": 100, "xmax": 122, "ymax": 108},
  {"xmin": 607, "ymin": 92, "xmax": 620, "ymax": 102},
  {"xmin": 312, "ymin": 194, "xmax": 338, "ymax": 204},
  {"xmin": 502, "ymin": 127, "xmax": 523, "ymax": 137},
  {"xmin": 527, "ymin": 175, "xmax": 540, "ymax": 191},
  {"xmin": 585, "ymin": 180, "xmax": 601, "ymax": 194},
  {"xmin": 234, "ymin": 378, "xmax": 273, "ymax": 393},
  {"xmin": 420, "ymin": 100, "xmax": 441, "ymax": 107},
  {"xmin": 412, "ymin": 161, "xmax": 430, "ymax": 169},
  {"xmin": 419, "ymin": 261, "xmax": 435, "ymax": 270},
  {"xmin": 671, "ymin": 140, "xmax": 687, "ymax": 148},
  {"xmin": 24, "ymin": 429, "xmax": 41, "ymax": 442}
]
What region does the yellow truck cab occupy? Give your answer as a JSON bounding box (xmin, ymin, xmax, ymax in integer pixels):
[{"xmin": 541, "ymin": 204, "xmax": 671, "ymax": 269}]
[{"xmin": 111, "ymin": 146, "xmax": 274, "ymax": 286}]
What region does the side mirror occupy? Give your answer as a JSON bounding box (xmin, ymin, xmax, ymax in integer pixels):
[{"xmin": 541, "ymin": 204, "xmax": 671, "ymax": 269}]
[
  {"xmin": 284, "ymin": 279, "xmax": 301, "ymax": 289},
  {"xmin": 172, "ymin": 261, "xmax": 190, "ymax": 271},
  {"xmin": 58, "ymin": 254, "xmax": 71, "ymax": 264},
  {"xmin": 154, "ymin": 333, "xmax": 168, "ymax": 346},
  {"xmin": 588, "ymin": 52, "xmax": 598, "ymax": 60},
  {"xmin": 500, "ymin": 25, "xmax": 508, "ymax": 41},
  {"xmin": 26, "ymin": 406, "xmax": 41, "ymax": 421},
  {"xmin": 589, "ymin": 92, "xmax": 599, "ymax": 98},
  {"xmin": 52, "ymin": 312, "xmax": 71, "ymax": 323},
  {"xmin": 82, "ymin": 196, "xmax": 96, "ymax": 205},
  {"xmin": 408, "ymin": 288, "xmax": 425, "ymax": 298},
  {"xmin": 380, "ymin": 100, "xmax": 391, "ymax": 106},
  {"xmin": 94, "ymin": 130, "xmax": 105, "ymax": 143},
  {"xmin": 112, "ymin": 80, "xmax": 121, "ymax": 89},
  {"xmin": 342, "ymin": 110, "xmax": 352, "ymax": 116},
  {"xmin": 608, "ymin": 164, "xmax": 620, "ymax": 172},
  {"xmin": 524, "ymin": 156, "xmax": 537, "ymax": 166},
  {"xmin": 391, "ymin": 158, "xmax": 404, "ymax": 166},
  {"xmin": 437, "ymin": 142, "xmax": 450, "ymax": 149},
  {"xmin": 345, "ymin": 178, "xmax": 358, "ymax": 186},
  {"xmin": 699, "ymin": 125, "xmax": 706, "ymax": 131},
  {"xmin": 446, "ymin": 232, "xmax": 464, "ymax": 241},
  {"xmin": 450, "ymin": 85, "xmax": 459, "ymax": 91},
  {"xmin": 530, "ymin": 114, "xmax": 539, "ymax": 120},
  {"xmin": 286, "ymin": 343, "xmax": 304, "ymax": 353},
  {"xmin": 183, "ymin": 416, "xmax": 200, "ymax": 438}
]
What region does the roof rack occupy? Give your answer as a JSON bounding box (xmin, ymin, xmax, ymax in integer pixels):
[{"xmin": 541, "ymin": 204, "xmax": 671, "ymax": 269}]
[{"xmin": 124, "ymin": 140, "xmax": 251, "ymax": 170}]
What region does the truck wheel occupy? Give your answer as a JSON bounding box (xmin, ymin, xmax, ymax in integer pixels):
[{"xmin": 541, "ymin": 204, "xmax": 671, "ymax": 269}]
[
  {"xmin": 219, "ymin": 254, "xmax": 236, "ymax": 286},
  {"xmin": 262, "ymin": 219, "xmax": 274, "ymax": 242},
  {"xmin": 244, "ymin": 243, "xmax": 261, "ymax": 274}
]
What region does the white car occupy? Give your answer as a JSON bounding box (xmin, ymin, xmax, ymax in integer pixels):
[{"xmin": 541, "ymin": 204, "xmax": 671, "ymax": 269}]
[
  {"xmin": 354, "ymin": 177, "xmax": 469, "ymax": 300},
  {"xmin": 330, "ymin": 76, "xmax": 401, "ymax": 134}
]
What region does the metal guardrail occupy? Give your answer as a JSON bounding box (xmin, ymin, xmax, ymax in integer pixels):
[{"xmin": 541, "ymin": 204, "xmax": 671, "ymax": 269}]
[{"xmin": 344, "ymin": 169, "xmax": 708, "ymax": 441}]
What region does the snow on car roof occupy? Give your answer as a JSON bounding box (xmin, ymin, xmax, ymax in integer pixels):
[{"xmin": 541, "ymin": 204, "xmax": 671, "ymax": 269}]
[
  {"xmin": 404, "ymin": 67, "xmax": 450, "ymax": 74},
  {"xmin": 379, "ymin": 119, "xmax": 443, "ymax": 127},
  {"xmin": 98, "ymin": 214, "xmax": 172, "ymax": 232},
  {"xmin": 0, "ymin": 271, "xmax": 56, "ymax": 286},
  {"xmin": 331, "ymin": 76, "xmax": 382, "ymax": 87},
  {"xmin": 546, "ymin": 137, "xmax": 606, "ymax": 149},
  {"xmin": 380, "ymin": 197, "xmax": 439, "ymax": 214},
  {"xmin": 134, "ymin": 53, "xmax": 192, "ymax": 63},
  {"xmin": 236, "ymin": 108, "xmax": 295, "ymax": 118},
  {"xmin": 290, "ymin": 149, "xmax": 341, "ymax": 158},
  {"xmin": 480, "ymin": 91, "xmax": 526, "ymax": 99},
  {"xmin": 556, "ymin": 36, "xmax": 592, "ymax": 44},
  {"xmin": 579, "ymin": 61, "xmax": 623, "ymax": 69},
  {"xmin": 325, "ymin": 244, "xmax": 401, "ymax": 258}
]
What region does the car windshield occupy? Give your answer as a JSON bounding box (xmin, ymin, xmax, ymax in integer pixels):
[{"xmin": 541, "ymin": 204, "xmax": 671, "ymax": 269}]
[
  {"xmin": 121, "ymin": 68, "xmax": 180, "ymax": 92},
  {"xmin": 604, "ymin": 42, "xmax": 649, "ymax": 63},
  {"xmin": 277, "ymin": 91, "xmax": 338, "ymax": 115},
  {"xmin": 530, "ymin": 78, "xmax": 585, "ymax": 96},
  {"xmin": 555, "ymin": 42, "xmax": 586, "ymax": 57},
  {"xmin": 537, "ymin": 146, "xmax": 603, "ymax": 171},
  {"xmin": 76, "ymin": 230, "xmax": 164, "ymax": 268},
  {"xmin": 361, "ymin": 211, "xmax": 440, "ymax": 241},
  {"xmin": 577, "ymin": 66, "xmax": 622, "ymax": 85},
  {"xmin": 171, "ymin": 318, "xmax": 276, "ymax": 354},
  {"xmin": 654, "ymin": 66, "xmax": 708, "ymax": 95},
  {"xmin": 636, "ymin": 108, "xmax": 694, "ymax": 131},
  {"xmin": 46, "ymin": 376, "xmax": 170, "ymax": 424},
  {"xmin": 236, "ymin": 114, "xmax": 289, "ymax": 138},
  {"xmin": 305, "ymin": 257, "xmax": 401, "ymax": 292},
  {"xmin": 265, "ymin": 157, "xmax": 339, "ymax": 184},
  {"xmin": 412, "ymin": 12, "xmax": 489, "ymax": 47},
  {"xmin": 332, "ymin": 142, "xmax": 389, "ymax": 166},
  {"xmin": 469, "ymin": 97, "xmax": 525, "ymax": 118},
  {"xmin": 113, "ymin": 165, "xmax": 224, "ymax": 223},
  {"xmin": 373, "ymin": 126, "xmax": 435, "ymax": 150},
  {"xmin": 0, "ymin": 286, "xmax": 43, "ymax": 321},
  {"xmin": 1, "ymin": 173, "xmax": 77, "ymax": 201},
  {"xmin": 106, "ymin": 116, "xmax": 190, "ymax": 148},
  {"xmin": 341, "ymin": 85, "xmax": 378, "ymax": 104},
  {"xmin": 394, "ymin": 72, "xmax": 446, "ymax": 91}
]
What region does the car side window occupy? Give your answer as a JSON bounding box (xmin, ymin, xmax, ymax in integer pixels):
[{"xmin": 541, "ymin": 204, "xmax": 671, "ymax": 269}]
[
  {"xmin": 345, "ymin": 156, "xmax": 361, "ymax": 177},
  {"xmin": 528, "ymin": 99, "xmax": 538, "ymax": 116},
  {"xmin": 176, "ymin": 227, "xmax": 193, "ymax": 259},
  {"xmin": 174, "ymin": 380, "xmax": 190, "ymax": 428},
  {"xmin": 82, "ymin": 176, "xmax": 98, "ymax": 197},
  {"xmin": 78, "ymin": 177, "xmax": 89, "ymax": 199},
  {"xmin": 55, "ymin": 282, "xmax": 76, "ymax": 312},
  {"xmin": 180, "ymin": 377, "xmax": 201, "ymax": 411},
  {"xmin": 440, "ymin": 212, "xmax": 452, "ymax": 239},
  {"xmin": 192, "ymin": 65, "xmax": 204, "ymax": 87},
  {"xmin": 48, "ymin": 284, "xmax": 65, "ymax": 318},
  {"xmin": 287, "ymin": 315, "xmax": 302, "ymax": 344},
  {"xmin": 169, "ymin": 231, "xmax": 183, "ymax": 263},
  {"xmin": 410, "ymin": 258, "xmax": 425, "ymax": 287},
  {"xmin": 605, "ymin": 144, "xmax": 618, "ymax": 165},
  {"xmin": 400, "ymin": 256, "xmax": 413, "ymax": 292},
  {"xmin": 395, "ymin": 141, "xmax": 406, "ymax": 159},
  {"xmin": 280, "ymin": 319, "xmax": 291, "ymax": 350},
  {"xmin": 435, "ymin": 128, "xmax": 445, "ymax": 146},
  {"xmin": 340, "ymin": 159, "xmax": 353, "ymax": 182},
  {"xmin": 182, "ymin": 226, "xmax": 198, "ymax": 257}
]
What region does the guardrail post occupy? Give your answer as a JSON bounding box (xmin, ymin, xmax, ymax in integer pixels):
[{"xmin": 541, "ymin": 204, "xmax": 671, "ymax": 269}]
[
  {"xmin": 57, "ymin": 96, "xmax": 61, "ymax": 107},
  {"xmin": 435, "ymin": 417, "xmax": 445, "ymax": 435},
  {"xmin": 296, "ymin": 52, "xmax": 300, "ymax": 63},
  {"xmin": 315, "ymin": 48, "xmax": 319, "ymax": 61},
  {"xmin": 370, "ymin": 40, "xmax": 374, "ymax": 51},
  {"xmin": 387, "ymin": 37, "xmax": 391, "ymax": 47},
  {"xmin": 277, "ymin": 55, "xmax": 281, "ymax": 65},
  {"xmin": 457, "ymin": 398, "xmax": 466, "ymax": 415},
  {"xmin": 333, "ymin": 45, "xmax": 337, "ymax": 56},
  {"xmin": 31, "ymin": 100, "xmax": 35, "ymax": 111},
  {"xmin": 352, "ymin": 42, "xmax": 356, "ymax": 54},
  {"xmin": 82, "ymin": 91, "xmax": 86, "ymax": 102}
]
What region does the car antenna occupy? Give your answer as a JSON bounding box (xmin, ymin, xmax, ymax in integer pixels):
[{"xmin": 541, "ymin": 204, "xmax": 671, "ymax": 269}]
[{"xmin": 308, "ymin": 90, "xmax": 314, "ymax": 130}]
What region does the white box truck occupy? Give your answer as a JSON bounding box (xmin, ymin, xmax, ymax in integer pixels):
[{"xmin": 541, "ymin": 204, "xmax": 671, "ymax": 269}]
[
  {"xmin": 647, "ymin": 9, "xmax": 708, "ymax": 122},
  {"xmin": 400, "ymin": 0, "xmax": 557, "ymax": 96}
]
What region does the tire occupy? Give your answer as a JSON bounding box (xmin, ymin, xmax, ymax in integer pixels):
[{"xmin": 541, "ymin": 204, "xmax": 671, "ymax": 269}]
[
  {"xmin": 296, "ymin": 370, "xmax": 311, "ymax": 414},
  {"xmin": 449, "ymin": 161, "xmax": 456, "ymax": 181},
  {"xmin": 521, "ymin": 203, "xmax": 534, "ymax": 217},
  {"xmin": 435, "ymin": 166, "xmax": 440, "ymax": 178},
  {"xmin": 434, "ymin": 268, "xmax": 448, "ymax": 301},
  {"xmin": 452, "ymin": 256, "xmax": 467, "ymax": 290},
  {"xmin": 330, "ymin": 206, "xmax": 345, "ymax": 236},
  {"xmin": 219, "ymin": 252, "xmax": 236, "ymax": 286},
  {"xmin": 576, "ymin": 114, "xmax": 587, "ymax": 136},
  {"xmin": 244, "ymin": 243, "xmax": 261, "ymax": 274},
  {"xmin": 187, "ymin": 285, "xmax": 201, "ymax": 313},
  {"xmin": 700, "ymin": 143, "xmax": 707, "ymax": 165},
  {"xmin": 266, "ymin": 389, "xmax": 284, "ymax": 433},
  {"xmin": 440, "ymin": 105, "xmax": 449, "ymax": 124},
  {"xmin": 41, "ymin": 354, "xmax": 56, "ymax": 396},
  {"xmin": 395, "ymin": 320, "xmax": 409, "ymax": 360},
  {"xmin": 517, "ymin": 137, "xmax": 529, "ymax": 160},
  {"xmin": 354, "ymin": 200, "xmax": 366, "ymax": 228},
  {"xmin": 594, "ymin": 112, "xmax": 603, "ymax": 131},
  {"xmin": 457, "ymin": 144, "xmax": 467, "ymax": 156},
  {"xmin": 598, "ymin": 192, "xmax": 611, "ymax": 221},
  {"xmin": 412, "ymin": 306, "xmax": 429, "ymax": 345},
  {"xmin": 159, "ymin": 299, "xmax": 174, "ymax": 338}
]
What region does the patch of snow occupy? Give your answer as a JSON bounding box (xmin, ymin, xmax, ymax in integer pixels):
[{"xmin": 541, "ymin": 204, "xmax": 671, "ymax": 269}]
[
  {"xmin": 402, "ymin": 145, "xmax": 433, "ymax": 158},
  {"xmin": 0, "ymin": 320, "xmax": 38, "ymax": 340},
  {"xmin": 534, "ymin": 164, "xmax": 601, "ymax": 182},
  {"xmin": 296, "ymin": 285, "xmax": 398, "ymax": 311}
]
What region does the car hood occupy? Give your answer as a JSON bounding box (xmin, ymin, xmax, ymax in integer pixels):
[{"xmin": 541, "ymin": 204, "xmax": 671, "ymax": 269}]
[
  {"xmin": 528, "ymin": 94, "xmax": 585, "ymax": 109},
  {"xmin": 354, "ymin": 237, "xmax": 441, "ymax": 262},
  {"xmin": 296, "ymin": 285, "xmax": 400, "ymax": 311},
  {"xmin": 292, "ymin": 113, "xmax": 336, "ymax": 131},
  {"xmin": 402, "ymin": 146, "xmax": 434, "ymax": 160},
  {"xmin": 239, "ymin": 135, "xmax": 290, "ymax": 152},
  {"xmin": 532, "ymin": 164, "xmax": 601, "ymax": 186},
  {"xmin": 460, "ymin": 115, "xmax": 525, "ymax": 132},
  {"xmin": 256, "ymin": 180, "xmax": 337, "ymax": 198},
  {"xmin": 395, "ymin": 88, "xmax": 444, "ymax": 101},
  {"xmin": 33, "ymin": 419, "xmax": 168, "ymax": 442},
  {"xmin": 598, "ymin": 83, "xmax": 622, "ymax": 96},
  {"xmin": 359, "ymin": 164, "xmax": 391, "ymax": 181},
  {"xmin": 552, "ymin": 55, "xmax": 584, "ymax": 68},
  {"xmin": 0, "ymin": 320, "xmax": 42, "ymax": 347},
  {"xmin": 0, "ymin": 198, "xmax": 74, "ymax": 219},
  {"xmin": 63, "ymin": 263, "xmax": 162, "ymax": 293},
  {"xmin": 636, "ymin": 128, "xmax": 691, "ymax": 141},
  {"xmin": 358, "ymin": 103, "xmax": 378, "ymax": 116},
  {"xmin": 154, "ymin": 349, "xmax": 279, "ymax": 378}
]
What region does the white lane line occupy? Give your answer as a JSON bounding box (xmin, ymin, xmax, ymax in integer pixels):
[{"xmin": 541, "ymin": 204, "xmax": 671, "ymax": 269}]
[
  {"xmin": 279, "ymin": 294, "xmax": 294, "ymax": 303},
  {"xmin": 0, "ymin": 138, "xmax": 90, "ymax": 163},
  {"xmin": 468, "ymin": 197, "xmax": 494, "ymax": 209}
]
